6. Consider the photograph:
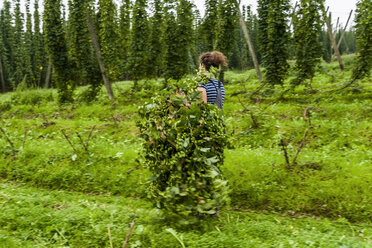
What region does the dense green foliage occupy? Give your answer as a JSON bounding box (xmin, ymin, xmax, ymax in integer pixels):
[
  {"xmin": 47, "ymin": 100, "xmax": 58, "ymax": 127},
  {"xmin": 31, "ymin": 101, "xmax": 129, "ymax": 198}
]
[
  {"xmin": 128, "ymin": 0, "xmax": 150, "ymax": 83},
  {"xmin": 24, "ymin": 0, "xmax": 35, "ymax": 87},
  {"xmin": 118, "ymin": 0, "xmax": 131, "ymax": 79},
  {"xmin": 163, "ymin": 0, "xmax": 195, "ymax": 81},
  {"xmin": 0, "ymin": 0, "xmax": 366, "ymax": 103},
  {"xmin": 175, "ymin": 0, "xmax": 195, "ymax": 76},
  {"xmin": 216, "ymin": 0, "xmax": 238, "ymax": 59},
  {"xmin": 138, "ymin": 74, "xmax": 228, "ymax": 217},
  {"xmin": 352, "ymin": 0, "xmax": 372, "ymax": 80},
  {"xmin": 12, "ymin": 0, "xmax": 25, "ymax": 87},
  {"xmin": 201, "ymin": 0, "xmax": 219, "ymax": 51},
  {"xmin": 0, "ymin": 57, "xmax": 371, "ymax": 246},
  {"xmin": 0, "ymin": 56, "xmax": 370, "ymax": 221},
  {"xmin": 292, "ymin": 0, "xmax": 324, "ymax": 85},
  {"xmin": 44, "ymin": 0, "xmax": 74, "ymax": 102},
  {"xmin": 148, "ymin": 0, "xmax": 164, "ymax": 78},
  {"xmin": 98, "ymin": 0, "xmax": 120, "ymax": 79},
  {"xmin": 32, "ymin": 0, "xmax": 46, "ymax": 87},
  {"xmin": 68, "ymin": 0, "xmax": 102, "ymax": 101},
  {"xmin": 0, "ymin": 1, "xmax": 364, "ymax": 96},
  {"xmin": 0, "ymin": 1, "xmax": 14, "ymax": 92},
  {"xmin": 163, "ymin": 5, "xmax": 178, "ymax": 81},
  {"xmin": 258, "ymin": 0, "xmax": 291, "ymax": 85}
]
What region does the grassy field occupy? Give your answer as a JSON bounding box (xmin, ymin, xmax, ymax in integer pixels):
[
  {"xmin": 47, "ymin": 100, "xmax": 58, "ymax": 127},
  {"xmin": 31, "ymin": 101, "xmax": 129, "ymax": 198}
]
[
  {"xmin": 0, "ymin": 55, "xmax": 371, "ymax": 247},
  {"xmin": 1, "ymin": 183, "xmax": 371, "ymax": 247}
]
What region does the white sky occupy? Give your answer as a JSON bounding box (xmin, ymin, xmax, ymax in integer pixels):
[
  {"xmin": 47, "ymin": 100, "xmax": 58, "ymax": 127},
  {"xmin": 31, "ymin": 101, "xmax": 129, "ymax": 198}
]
[{"xmin": 0, "ymin": 0, "xmax": 358, "ymax": 27}]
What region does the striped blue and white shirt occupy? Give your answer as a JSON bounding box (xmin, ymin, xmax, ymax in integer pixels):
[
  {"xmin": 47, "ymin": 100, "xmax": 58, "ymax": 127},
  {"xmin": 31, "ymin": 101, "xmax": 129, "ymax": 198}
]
[{"xmin": 199, "ymin": 78, "xmax": 225, "ymax": 107}]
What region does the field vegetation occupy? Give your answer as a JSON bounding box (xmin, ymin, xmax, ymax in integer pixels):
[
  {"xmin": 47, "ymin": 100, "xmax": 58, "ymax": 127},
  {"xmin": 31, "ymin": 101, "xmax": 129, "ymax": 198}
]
[
  {"xmin": 0, "ymin": 55, "xmax": 371, "ymax": 247},
  {"xmin": 0, "ymin": 0, "xmax": 371, "ymax": 245}
]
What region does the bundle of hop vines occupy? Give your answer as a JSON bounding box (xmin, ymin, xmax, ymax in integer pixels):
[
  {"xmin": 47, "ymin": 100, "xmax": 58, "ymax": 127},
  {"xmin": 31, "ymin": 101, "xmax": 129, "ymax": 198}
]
[{"xmin": 137, "ymin": 71, "xmax": 229, "ymax": 217}]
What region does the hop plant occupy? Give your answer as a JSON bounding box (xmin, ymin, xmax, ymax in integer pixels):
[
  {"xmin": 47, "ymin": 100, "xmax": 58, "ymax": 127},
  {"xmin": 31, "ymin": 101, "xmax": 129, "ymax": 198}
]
[{"xmin": 137, "ymin": 72, "xmax": 229, "ymax": 217}]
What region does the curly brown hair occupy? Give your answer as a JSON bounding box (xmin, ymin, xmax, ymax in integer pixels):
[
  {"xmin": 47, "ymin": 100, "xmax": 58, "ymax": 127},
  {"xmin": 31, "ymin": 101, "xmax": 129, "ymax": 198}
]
[{"xmin": 199, "ymin": 51, "xmax": 228, "ymax": 71}]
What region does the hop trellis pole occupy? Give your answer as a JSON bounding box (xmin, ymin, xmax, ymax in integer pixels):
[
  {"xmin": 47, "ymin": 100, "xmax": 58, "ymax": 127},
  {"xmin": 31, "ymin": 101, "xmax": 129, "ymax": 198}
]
[
  {"xmin": 86, "ymin": 7, "xmax": 114, "ymax": 100},
  {"xmin": 44, "ymin": 58, "xmax": 52, "ymax": 89},
  {"xmin": 334, "ymin": 9, "xmax": 353, "ymax": 56},
  {"xmin": 0, "ymin": 57, "xmax": 5, "ymax": 93},
  {"xmin": 324, "ymin": 7, "xmax": 345, "ymax": 71},
  {"xmin": 235, "ymin": 0, "xmax": 263, "ymax": 82}
]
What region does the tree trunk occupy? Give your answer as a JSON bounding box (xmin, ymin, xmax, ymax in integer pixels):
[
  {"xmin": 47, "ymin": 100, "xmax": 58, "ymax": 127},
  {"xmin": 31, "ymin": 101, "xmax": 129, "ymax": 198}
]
[
  {"xmin": 325, "ymin": 14, "xmax": 344, "ymax": 71},
  {"xmin": 235, "ymin": 1, "xmax": 263, "ymax": 82},
  {"xmin": 0, "ymin": 57, "xmax": 6, "ymax": 93},
  {"xmin": 45, "ymin": 59, "xmax": 52, "ymax": 88},
  {"xmin": 86, "ymin": 11, "xmax": 114, "ymax": 100}
]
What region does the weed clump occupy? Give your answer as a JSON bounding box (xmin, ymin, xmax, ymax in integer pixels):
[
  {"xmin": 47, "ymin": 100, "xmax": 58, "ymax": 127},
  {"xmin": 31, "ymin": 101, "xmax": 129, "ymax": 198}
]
[{"xmin": 10, "ymin": 89, "xmax": 54, "ymax": 105}]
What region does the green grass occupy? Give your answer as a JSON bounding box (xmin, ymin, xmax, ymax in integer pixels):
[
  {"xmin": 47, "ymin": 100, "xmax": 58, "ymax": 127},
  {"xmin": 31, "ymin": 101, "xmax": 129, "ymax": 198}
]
[
  {"xmin": 0, "ymin": 55, "xmax": 371, "ymax": 246},
  {"xmin": 1, "ymin": 182, "xmax": 371, "ymax": 247}
]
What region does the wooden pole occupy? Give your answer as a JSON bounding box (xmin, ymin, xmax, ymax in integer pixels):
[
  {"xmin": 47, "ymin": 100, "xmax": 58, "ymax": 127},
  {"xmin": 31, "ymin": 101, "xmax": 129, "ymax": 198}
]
[
  {"xmin": 235, "ymin": 0, "xmax": 263, "ymax": 82},
  {"xmin": 44, "ymin": 59, "xmax": 52, "ymax": 88},
  {"xmin": 333, "ymin": 17, "xmax": 340, "ymax": 37},
  {"xmin": 86, "ymin": 10, "xmax": 114, "ymax": 100},
  {"xmin": 325, "ymin": 12, "xmax": 344, "ymax": 70},
  {"xmin": 336, "ymin": 10, "xmax": 353, "ymax": 50},
  {"xmin": 0, "ymin": 57, "xmax": 6, "ymax": 93}
]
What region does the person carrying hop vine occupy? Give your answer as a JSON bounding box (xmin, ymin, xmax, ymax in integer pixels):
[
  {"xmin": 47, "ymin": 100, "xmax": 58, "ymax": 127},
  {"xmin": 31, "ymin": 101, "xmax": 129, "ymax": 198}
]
[
  {"xmin": 138, "ymin": 51, "xmax": 230, "ymax": 218},
  {"xmin": 197, "ymin": 51, "xmax": 227, "ymax": 110}
]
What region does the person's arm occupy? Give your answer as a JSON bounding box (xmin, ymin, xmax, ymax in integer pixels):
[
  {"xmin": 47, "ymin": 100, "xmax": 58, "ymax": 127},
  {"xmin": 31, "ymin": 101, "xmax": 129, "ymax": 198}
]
[{"xmin": 197, "ymin": 87, "xmax": 207, "ymax": 103}]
